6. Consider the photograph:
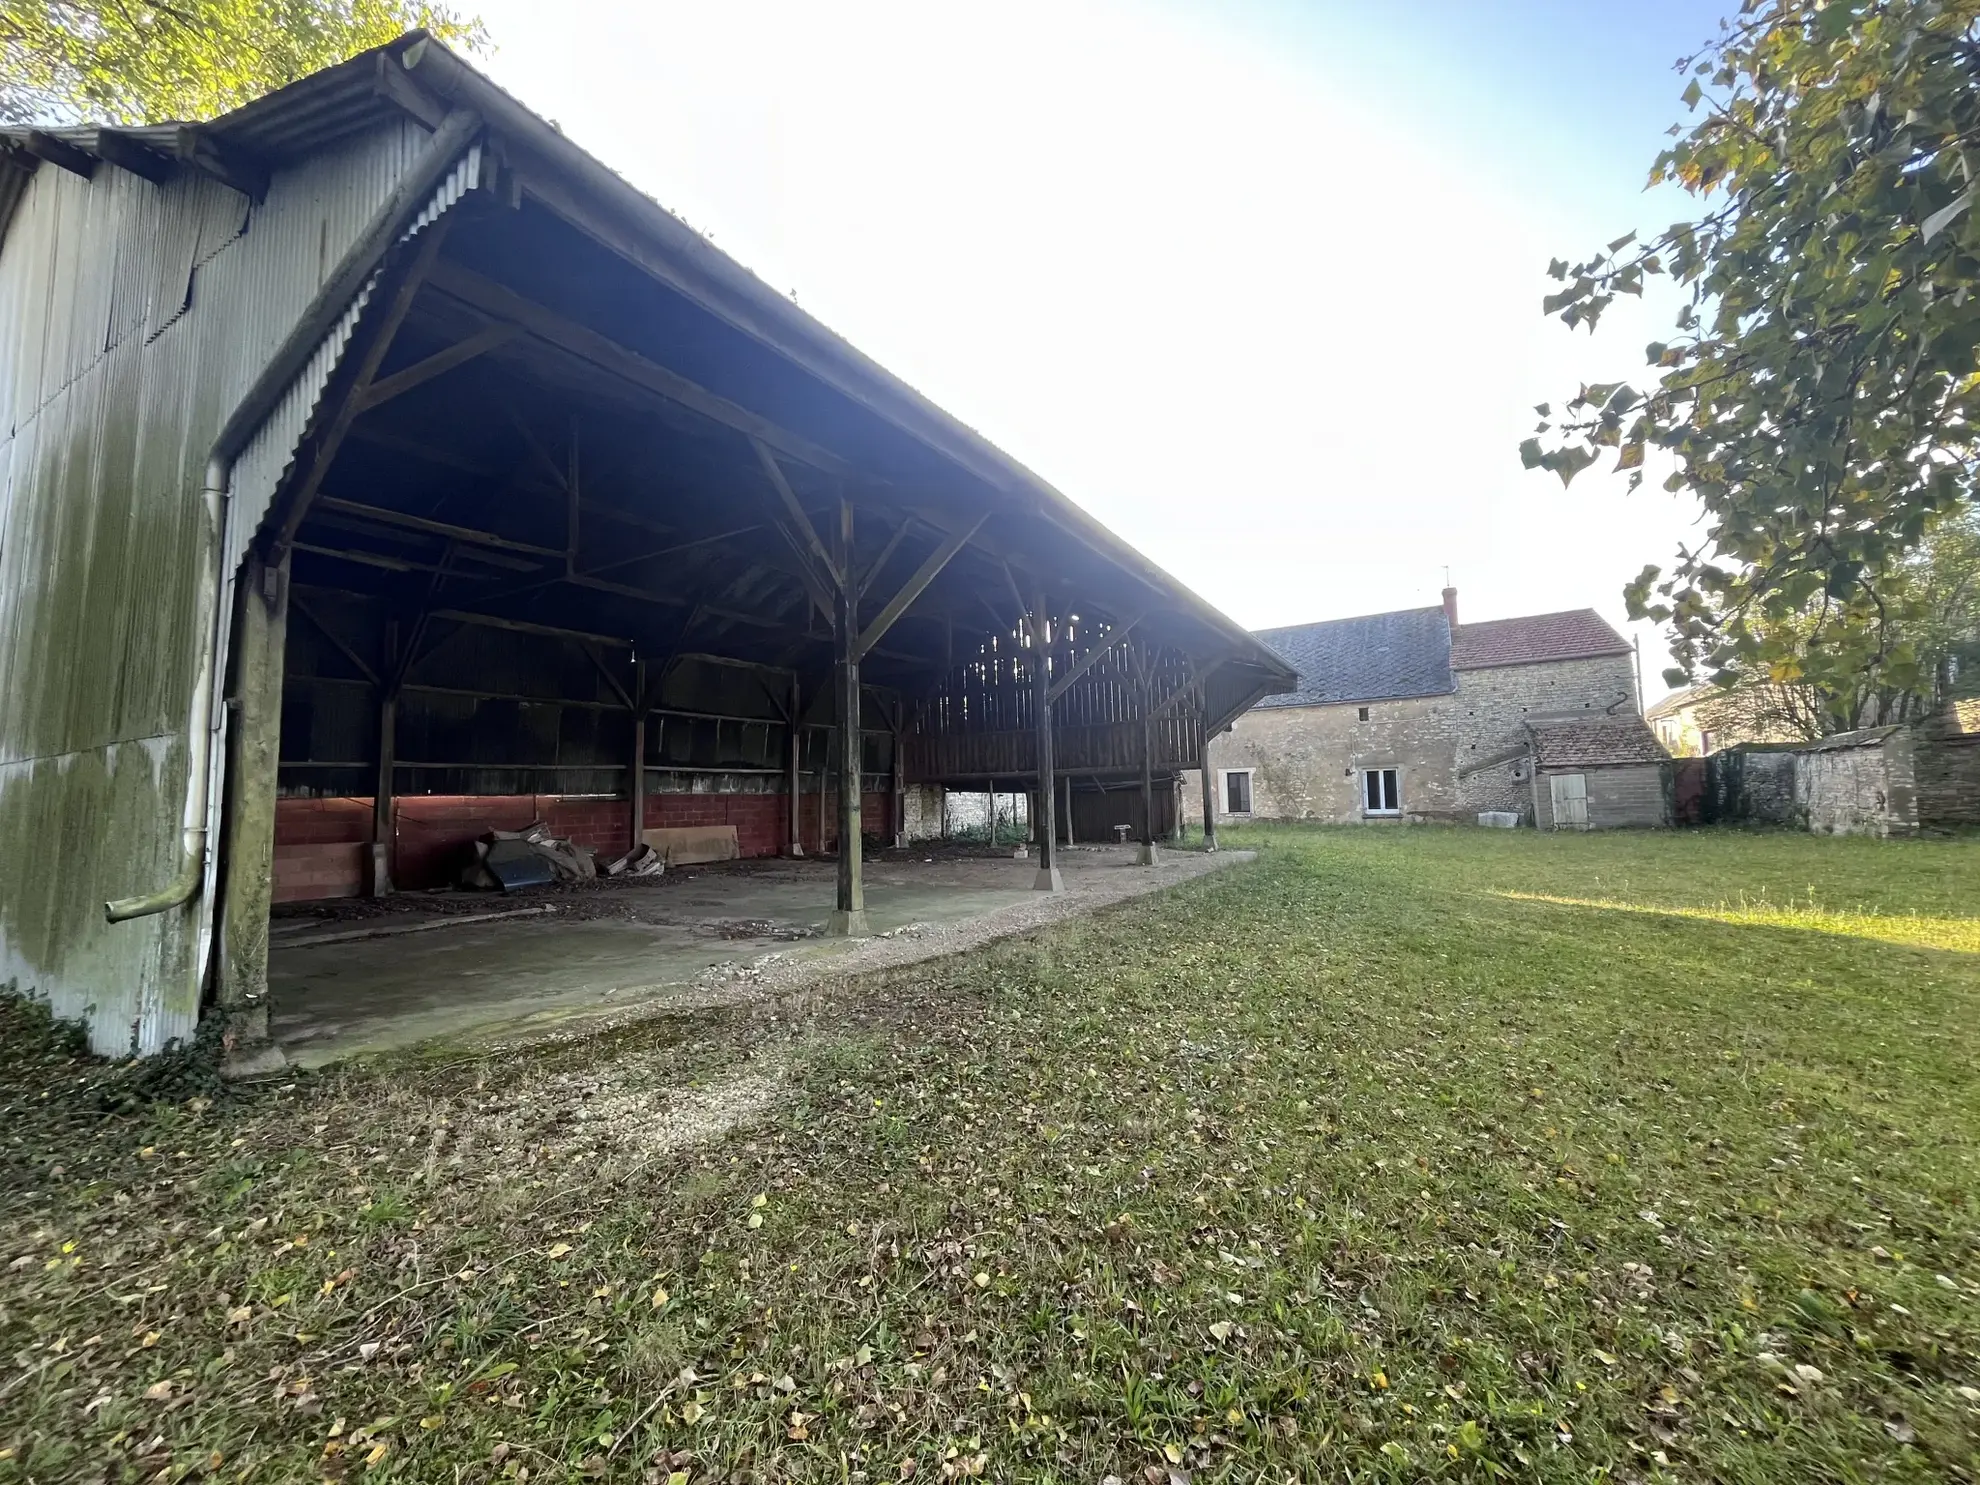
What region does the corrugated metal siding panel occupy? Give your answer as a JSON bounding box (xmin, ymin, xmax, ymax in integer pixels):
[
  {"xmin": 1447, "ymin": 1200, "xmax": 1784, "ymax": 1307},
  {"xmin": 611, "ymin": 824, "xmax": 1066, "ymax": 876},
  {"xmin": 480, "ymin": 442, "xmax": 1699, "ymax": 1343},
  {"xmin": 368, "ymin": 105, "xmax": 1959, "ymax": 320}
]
[
  {"xmin": 0, "ymin": 121, "xmax": 473, "ymax": 1055},
  {"xmin": 200, "ymin": 141, "xmax": 480, "ymax": 989},
  {"xmin": 226, "ymin": 126, "xmax": 473, "ymax": 565}
]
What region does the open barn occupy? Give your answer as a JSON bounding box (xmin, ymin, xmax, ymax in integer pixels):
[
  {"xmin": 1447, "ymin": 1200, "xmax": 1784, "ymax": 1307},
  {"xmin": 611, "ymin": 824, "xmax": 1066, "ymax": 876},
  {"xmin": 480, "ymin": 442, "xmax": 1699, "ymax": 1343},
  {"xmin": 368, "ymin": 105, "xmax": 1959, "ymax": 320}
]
[{"xmin": 0, "ymin": 35, "xmax": 1293, "ymax": 1063}]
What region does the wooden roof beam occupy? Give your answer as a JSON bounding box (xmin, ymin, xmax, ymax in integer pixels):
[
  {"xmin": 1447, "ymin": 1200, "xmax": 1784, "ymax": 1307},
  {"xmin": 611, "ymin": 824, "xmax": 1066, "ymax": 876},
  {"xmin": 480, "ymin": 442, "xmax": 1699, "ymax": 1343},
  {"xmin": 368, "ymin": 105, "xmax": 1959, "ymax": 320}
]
[
  {"xmin": 173, "ymin": 125, "xmax": 268, "ymax": 200},
  {"xmin": 856, "ymin": 515, "xmax": 986, "ymax": 661},
  {"xmin": 313, "ymin": 496, "xmax": 564, "ymax": 559},
  {"xmin": 356, "ymin": 324, "xmax": 518, "ymax": 412},
  {"xmin": 425, "ymin": 260, "xmax": 852, "ymax": 478},
  {"xmin": 24, "ymin": 130, "xmax": 93, "ymax": 179},
  {"xmin": 95, "ymin": 129, "xmax": 174, "ymax": 184}
]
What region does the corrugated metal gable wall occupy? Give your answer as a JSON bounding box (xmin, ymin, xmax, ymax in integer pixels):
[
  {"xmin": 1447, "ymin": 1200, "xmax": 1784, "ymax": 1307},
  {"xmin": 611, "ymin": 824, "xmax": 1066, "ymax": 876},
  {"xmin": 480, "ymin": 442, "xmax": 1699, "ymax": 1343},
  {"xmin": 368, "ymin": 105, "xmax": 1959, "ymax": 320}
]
[{"xmin": 0, "ymin": 119, "xmax": 447, "ymax": 1054}]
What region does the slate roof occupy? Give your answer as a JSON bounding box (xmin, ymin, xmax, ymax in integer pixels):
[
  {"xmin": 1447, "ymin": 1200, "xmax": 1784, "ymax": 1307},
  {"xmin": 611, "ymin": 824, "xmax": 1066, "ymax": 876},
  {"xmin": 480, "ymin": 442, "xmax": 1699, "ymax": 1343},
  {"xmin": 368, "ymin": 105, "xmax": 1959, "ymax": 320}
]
[
  {"xmin": 1451, "ymin": 609, "xmax": 1630, "ymax": 670},
  {"xmin": 1252, "ymin": 607, "xmax": 1455, "ymax": 708},
  {"xmin": 1526, "ymin": 714, "xmax": 1668, "ymax": 768}
]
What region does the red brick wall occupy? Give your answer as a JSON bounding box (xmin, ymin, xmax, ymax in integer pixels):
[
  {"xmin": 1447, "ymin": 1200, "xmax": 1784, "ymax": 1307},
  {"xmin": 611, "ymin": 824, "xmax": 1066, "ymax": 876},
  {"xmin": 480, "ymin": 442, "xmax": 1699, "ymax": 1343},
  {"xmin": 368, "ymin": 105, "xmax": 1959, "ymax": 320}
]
[
  {"xmin": 272, "ymin": 788, "xmax": 893, "ymax": 901},
  {"xmin": 788, "ymin": 791, "xmax": 893, "ymax": 857}
]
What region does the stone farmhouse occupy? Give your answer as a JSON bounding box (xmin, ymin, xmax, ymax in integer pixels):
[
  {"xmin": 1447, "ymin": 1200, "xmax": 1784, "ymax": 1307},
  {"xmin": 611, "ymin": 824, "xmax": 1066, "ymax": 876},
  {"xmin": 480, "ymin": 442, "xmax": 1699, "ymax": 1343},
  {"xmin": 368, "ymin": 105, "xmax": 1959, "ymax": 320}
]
[{"xmin": 1185, "ymin": 589, "xmax": 1670, "ymax": 828}]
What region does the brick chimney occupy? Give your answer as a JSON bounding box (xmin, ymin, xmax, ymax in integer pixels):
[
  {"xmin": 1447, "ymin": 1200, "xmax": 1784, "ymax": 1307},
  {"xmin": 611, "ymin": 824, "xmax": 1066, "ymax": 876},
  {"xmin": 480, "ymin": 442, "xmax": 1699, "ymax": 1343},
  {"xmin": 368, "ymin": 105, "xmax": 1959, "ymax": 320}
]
[{"xmin": 1442, "ymin": 586, "xmax": 1458, "ymax": 628}]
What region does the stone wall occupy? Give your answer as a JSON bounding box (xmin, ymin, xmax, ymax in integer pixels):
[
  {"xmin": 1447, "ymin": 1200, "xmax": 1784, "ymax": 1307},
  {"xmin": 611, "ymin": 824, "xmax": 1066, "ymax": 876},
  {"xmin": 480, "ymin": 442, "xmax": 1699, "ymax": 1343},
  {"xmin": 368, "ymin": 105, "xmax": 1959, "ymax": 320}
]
[
  {"xmin": 901, "ymin": 785, "xmax": 946, "ymax": 841},
  {"xmin": 1182, "ymin": 692, "xmax": 1461, "ymax": 824},
  {"xmin": 1914, "ymin": 701, "xmax": 1980, "ymax": 826},
  {"xmin": 1181, "ymin": 650, "xmax": 1639, "ymax": 827},
  {"xmin": 1797, "ymin": 733, "xmax": 1917, "ymax": 837},
  {"xmin": 1452, "ymin": 655, "xmax": 1639, "ymax": 814},
  {"xmin": 1703, "ymin": 705, "xmax": 1977, "ymax": 835},
  {"xmin": 1708, "ymin": 749, "xmax": 1800, "ymax": 825}
]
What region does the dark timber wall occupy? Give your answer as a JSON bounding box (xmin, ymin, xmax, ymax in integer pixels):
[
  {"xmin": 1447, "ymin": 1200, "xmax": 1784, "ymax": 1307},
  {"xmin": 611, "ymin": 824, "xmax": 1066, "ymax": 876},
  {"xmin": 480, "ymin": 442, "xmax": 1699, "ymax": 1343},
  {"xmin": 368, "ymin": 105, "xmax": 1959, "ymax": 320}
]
[{"xmin": 276, "ymin": 585, "xmax": 901, "ymax": 898}]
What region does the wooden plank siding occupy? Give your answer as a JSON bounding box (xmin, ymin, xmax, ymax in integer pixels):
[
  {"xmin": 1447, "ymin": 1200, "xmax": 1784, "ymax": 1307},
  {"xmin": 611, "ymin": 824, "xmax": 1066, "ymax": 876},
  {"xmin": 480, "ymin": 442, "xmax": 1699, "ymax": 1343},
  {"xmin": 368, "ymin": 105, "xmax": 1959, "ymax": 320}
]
[{"xmin": 903, "ymin": 620, "xmax": 1202, "ymax": 783}]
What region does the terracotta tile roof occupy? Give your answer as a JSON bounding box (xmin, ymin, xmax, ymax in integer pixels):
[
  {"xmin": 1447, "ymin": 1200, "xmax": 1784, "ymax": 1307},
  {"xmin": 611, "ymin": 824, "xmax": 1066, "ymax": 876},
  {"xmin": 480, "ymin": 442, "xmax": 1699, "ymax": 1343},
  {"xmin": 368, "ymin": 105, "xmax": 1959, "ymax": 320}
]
[
  {"xmin": 1451, "ymin": 609, "xmax": 1630, "ymax": 671},
  {"xmin": 1526, "ymin": 714, "xmax": 1668, "ymax": 768},
  {"xmin": 1252, "ymin": 607, "xmax": 1454, "ymax": 708}
]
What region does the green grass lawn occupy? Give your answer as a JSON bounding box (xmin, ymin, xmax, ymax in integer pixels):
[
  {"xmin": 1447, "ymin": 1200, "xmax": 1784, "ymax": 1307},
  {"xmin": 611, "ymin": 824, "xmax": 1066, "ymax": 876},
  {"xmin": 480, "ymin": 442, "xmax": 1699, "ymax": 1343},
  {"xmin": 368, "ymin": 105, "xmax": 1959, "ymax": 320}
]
[{"xmin": 4, "ymin": 827, "xmax": 1978, "ymax": 1483}]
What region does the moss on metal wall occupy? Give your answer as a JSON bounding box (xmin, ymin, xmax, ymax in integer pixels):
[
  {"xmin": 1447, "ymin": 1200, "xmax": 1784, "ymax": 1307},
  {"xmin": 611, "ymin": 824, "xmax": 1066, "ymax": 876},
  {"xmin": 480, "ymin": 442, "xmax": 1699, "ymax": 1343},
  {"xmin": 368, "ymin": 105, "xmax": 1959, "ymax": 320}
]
[{"xmin": 0, "ymin": 738, "xmax": 195, "ymax": 1054}]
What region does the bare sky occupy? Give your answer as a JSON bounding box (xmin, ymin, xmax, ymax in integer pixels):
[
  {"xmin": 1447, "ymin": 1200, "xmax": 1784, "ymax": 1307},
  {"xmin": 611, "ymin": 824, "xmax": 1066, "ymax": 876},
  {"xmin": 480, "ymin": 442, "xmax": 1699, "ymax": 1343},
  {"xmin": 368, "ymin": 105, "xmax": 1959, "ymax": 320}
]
[{"xmin": 462, "ymin": 0, "xmax": 1733, "ymax": 698}]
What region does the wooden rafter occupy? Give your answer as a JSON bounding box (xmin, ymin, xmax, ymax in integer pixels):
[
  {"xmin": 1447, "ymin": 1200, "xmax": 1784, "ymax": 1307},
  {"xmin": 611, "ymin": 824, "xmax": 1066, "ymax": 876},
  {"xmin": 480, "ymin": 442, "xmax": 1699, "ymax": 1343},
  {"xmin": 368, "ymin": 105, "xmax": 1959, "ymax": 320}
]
[
  {"xmin": 290, "ymin": 593, "xmax": 379, "ymax": 686},
  {"xmin": 265, "ymin": 216, "xmax": 453, "ymax": 556},
  {"xmin": 314, "ymin": 496, "xmax": 563, "ymax": 559},
  {"xmin": 356, "ymin": 324, "xmax": 517, "ymax": 412},
  {"xmin": 857, "ymin": 521, "xmax": 911, "ymax": 600},
  {"xmin": 426, "ymin": 260, "xmax": 852, "ymax": 477},
  {"xmin": 752, "ymin": 438, "xmax": 842, "ymax": 587},
  {"xmin": 855, "ymin": 515, "xmax": 986, "ymax": 660}
]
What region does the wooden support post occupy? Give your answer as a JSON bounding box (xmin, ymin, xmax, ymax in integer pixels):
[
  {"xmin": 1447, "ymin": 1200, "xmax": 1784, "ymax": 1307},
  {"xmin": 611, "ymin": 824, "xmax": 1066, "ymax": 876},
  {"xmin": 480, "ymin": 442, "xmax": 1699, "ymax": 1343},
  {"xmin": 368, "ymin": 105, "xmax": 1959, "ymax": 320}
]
[
  {"xmin": 1135, "ymin": 645, "xmax": 1158, "ymax": 865},
  {"xmin": 987, "ymin": 778, "xmax": 997, "ymax": 847},
  {"xmin": 1199, "ymin": 698, "xmax": 1219, "ymax": 852},
  {"xmin": 1062, "ymin": 774, "xmax": 1074, "ymax": 846},
  {"xmin": 1030, "ymin": 587, "xmax": 1063, "ymax": 891},
  {"xmin": 830, "ymin": 499, "xmax": 869, "ymax": 935},
  {"xmin": 216, "ymin": 547, "xmax": 290, "ymax": 1067},
  {"xmin": 629, "ymin": 657, "xmax": 646, "ymax": 852},
  {"xmin": 787, "ymin": 676, "xmax": 805, "ymax": 857},
  {"xmin": 372, "ymin": 620, "xmax": 400, "ymax": 896}
]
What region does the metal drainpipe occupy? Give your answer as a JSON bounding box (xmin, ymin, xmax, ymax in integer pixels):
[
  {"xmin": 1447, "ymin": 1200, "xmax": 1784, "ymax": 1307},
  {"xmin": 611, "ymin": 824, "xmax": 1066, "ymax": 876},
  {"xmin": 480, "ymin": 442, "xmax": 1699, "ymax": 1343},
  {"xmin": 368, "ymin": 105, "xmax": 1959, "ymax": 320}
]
[{"xmin": 105, "ymin": 107, "xmax": 482, "ymax": 926}]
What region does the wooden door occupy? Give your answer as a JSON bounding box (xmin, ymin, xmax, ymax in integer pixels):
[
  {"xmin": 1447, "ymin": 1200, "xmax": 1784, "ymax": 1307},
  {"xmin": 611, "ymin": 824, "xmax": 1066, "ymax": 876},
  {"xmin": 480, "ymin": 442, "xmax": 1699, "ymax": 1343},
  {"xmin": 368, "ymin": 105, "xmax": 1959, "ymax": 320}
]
[{"xmin": 1549, "ymin": 773, "xmax": 1589, "ymax": 830}]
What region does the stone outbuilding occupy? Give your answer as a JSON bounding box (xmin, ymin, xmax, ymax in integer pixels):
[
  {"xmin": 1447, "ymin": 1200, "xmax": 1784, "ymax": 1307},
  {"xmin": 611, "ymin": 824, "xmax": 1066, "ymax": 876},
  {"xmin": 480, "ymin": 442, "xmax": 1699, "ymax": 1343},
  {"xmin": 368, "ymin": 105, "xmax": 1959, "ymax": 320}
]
[
  {"xmin": 1525, "ymin": 714, "xmax": 1671, "ymax": 830},
  {"xmin": 1185, "ymin": 588, "xmax": 1657, "ymax": 827},
  {"xmin": 1690, "ymin": 699, "xmax": 1980, "ymax": 836}
]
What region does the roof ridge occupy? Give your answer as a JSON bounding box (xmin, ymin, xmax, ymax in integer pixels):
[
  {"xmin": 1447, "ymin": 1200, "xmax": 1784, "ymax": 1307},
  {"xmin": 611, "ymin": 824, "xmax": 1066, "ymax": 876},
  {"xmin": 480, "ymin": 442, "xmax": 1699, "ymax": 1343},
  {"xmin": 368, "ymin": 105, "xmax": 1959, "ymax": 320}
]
[
  {"xmin": 1253, "ymin": 604, "xmax": 1446, "ymax": 634},
  {"xmin": 1455, "ymin": 606, "xmax": 1612, "ymax": 629}
]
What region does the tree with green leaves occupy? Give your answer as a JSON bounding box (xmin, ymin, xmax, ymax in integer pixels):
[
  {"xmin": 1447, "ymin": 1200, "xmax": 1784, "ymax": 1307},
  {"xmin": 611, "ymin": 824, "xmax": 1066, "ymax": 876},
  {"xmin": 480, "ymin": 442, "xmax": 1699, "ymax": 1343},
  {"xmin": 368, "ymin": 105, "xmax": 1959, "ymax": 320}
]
[
  {"xmin": 1686, "ymin": 508, "xmax": 1980, "ymax": 736},
  {"xmin": 1525, "ymin": 0, "xmax": 1980, "ymax": 708},
  {"xmin": 1, "ymin": 1, "xmax": 486, "ymax": 125}
]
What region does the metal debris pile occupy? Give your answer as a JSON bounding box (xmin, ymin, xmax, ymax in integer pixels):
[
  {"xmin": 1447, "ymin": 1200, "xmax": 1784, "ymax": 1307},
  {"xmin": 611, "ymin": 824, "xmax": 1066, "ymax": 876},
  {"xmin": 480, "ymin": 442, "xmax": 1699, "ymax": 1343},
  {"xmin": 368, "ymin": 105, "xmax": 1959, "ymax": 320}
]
[{"xmin": 459, "ymin": 824, "xmax": 664, "ymax": 892}]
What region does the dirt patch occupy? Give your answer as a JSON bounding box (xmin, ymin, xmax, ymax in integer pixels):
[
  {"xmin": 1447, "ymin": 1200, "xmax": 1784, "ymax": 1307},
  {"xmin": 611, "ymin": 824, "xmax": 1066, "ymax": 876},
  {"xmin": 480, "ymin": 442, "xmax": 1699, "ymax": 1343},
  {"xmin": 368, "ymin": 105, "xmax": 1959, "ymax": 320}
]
[{"xmin": 563, "ymin": 1050, "xmax": 792, "ymax": 1157}]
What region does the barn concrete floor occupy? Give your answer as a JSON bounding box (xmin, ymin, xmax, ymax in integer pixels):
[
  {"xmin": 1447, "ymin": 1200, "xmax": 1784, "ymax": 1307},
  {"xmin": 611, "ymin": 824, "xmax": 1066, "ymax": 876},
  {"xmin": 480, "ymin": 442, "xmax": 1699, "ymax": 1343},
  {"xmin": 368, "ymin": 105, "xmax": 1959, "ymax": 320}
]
[{"xmin": 267, "ymin": 846, "xmax": 1246, "ymax": 1067}]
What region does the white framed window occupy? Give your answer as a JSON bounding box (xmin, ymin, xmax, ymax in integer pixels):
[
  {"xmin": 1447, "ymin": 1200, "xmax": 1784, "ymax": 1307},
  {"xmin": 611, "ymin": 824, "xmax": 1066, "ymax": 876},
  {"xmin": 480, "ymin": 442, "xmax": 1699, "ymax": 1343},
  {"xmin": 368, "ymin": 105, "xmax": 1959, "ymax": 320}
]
[
  {"xmin": 1221, "ymin": 768, "xmax": 1254, "ymax": 816},
  {"xmin": 1360, "ymin": 767, "xmax": 1400, "ymax": 817}
]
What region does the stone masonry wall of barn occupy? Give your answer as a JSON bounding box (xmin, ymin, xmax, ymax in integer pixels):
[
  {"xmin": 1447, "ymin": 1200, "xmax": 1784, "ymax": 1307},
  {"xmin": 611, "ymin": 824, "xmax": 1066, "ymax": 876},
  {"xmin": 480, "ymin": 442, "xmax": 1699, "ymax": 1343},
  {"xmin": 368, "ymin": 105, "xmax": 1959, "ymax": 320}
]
[{"xmin": 1182, "ymin": 650, "xmax": 1640, "ymax": 826}]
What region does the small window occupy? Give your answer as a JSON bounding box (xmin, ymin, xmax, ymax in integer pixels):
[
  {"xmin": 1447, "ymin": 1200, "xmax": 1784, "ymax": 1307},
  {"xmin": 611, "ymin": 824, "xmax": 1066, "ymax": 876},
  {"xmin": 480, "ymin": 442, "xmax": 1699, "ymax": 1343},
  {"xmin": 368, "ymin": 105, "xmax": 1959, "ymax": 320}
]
[
  {"xmin": 1361, "ymin": 767, "xmax": 1400, "ymax": 816},
  {"xmin": 1222, "ymin": 769, "xmax": 1254, "ymax": 816},
  {"xmin": 1357, "ymin": 706, "xmax": 1370, "ymax": 722}
]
